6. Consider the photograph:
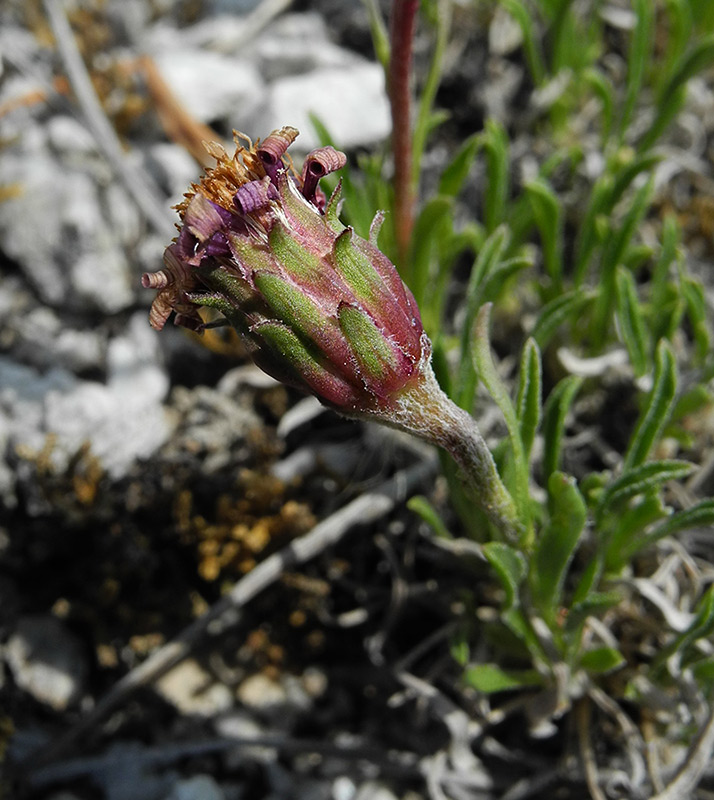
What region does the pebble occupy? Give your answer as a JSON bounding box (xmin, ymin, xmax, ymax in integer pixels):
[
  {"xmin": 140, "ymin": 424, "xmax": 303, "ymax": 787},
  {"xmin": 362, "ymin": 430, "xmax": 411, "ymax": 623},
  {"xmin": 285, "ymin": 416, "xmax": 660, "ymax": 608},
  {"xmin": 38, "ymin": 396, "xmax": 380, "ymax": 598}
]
[
  {"xmin": 236, "ymin": 672, "xmax": 288, "ymax": 712},
  {"xmin": 163, "ymin": 775, "xmax": 225, "ymax": 800},
  {"xmin": 155, "ymin": 659, "xmax": 233, "ymax": 716},
  {"xmin": 257, "ymin": 61, "xmax": 390, "ymax": 152},
  {"xmin": 4, "ymin": 615, "xmax": 88, "ymax": 711}
]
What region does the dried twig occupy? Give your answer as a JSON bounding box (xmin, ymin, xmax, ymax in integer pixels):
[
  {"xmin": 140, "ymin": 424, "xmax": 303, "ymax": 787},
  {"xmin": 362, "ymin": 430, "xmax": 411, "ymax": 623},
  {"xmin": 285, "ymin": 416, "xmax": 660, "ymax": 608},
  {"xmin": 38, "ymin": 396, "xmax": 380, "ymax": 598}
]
[
  {"xmin": 24, "ymin": 459, "xmax": 436, "ymax": 768},
  {"xmin": 43, "ymin": 0, "xmax": 175, "ymax": 239},
  {"xmin": 575, "ymin": 697, "xmax": 608, "ymax": 800},
  {"xmin": 650, "ymin": 703, "xmax": 714, "ymax": 800},
  {"xmin": 138, "ymin": 55, "xmax": 221, "ymax": 169},
  {"xmin": 27, "ymin": 733, "xmax": 421, "ymax": 791},
  {"xmin": 587, "ymin": 683, "xmax": 647, "ymax": 791}
]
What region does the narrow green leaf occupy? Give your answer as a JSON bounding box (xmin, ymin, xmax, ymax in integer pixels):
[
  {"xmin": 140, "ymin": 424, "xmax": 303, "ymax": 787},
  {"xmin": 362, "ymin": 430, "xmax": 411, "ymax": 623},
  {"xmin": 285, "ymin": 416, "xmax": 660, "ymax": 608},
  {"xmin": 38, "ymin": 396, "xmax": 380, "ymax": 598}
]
[
  {"xmin": 579, "ymin": 646, "xmax": 625, "ymax": 674},
  {"xmin": 619, "ymin": 0, "xmax": 654, "ymax": 139},
  {"xmin": 609, "ymin": 153, "xmax": 661, "ymax": 211},
  {"xmin": 408, "ymin": 196, "xmax": 453, "ymax": 307},
  {"xmin": 573, "ymin": 175, "xmax": 614, "ymax": 286},
  {"xmin": 407, "ymin": 495, "xmax": 453, "ymax": 540},
  {"xmin": 634, "ymin": 499, "xmax": 714, "ymax": 556},
  {"xmin": 565, "ymin": 591, "xmax": 621, "ymax": 633},
  {"xmin": 525, "ymin": 178, "xmax": 563, "ymax": 290},
  {"xmin": 531, "ymin": 290, "xmax": 595, "ymax": 349},
  {"xmin": 412, "ymin": 0, "xmax": 451, "ymax": 185},
  {"xmin": 596, "ymin": 460, "xmax": 694, "ymax": 526},
  {"xmin": 615, "ymin": 266, "xmax": 650, "ymax": 377},
  {"xmin": 680, "ymin": 276, "xmax": 711, "ymax": 361},
  {"xmin": 638, "ymin": 35, "xmax": 714, "ymax": 151},
  {"xmin": 362, "ymin": 0, "xmax": 390, "ymax": 70},
  {"xmin": 438, "ymin": 132, "xmax": 481, "ymax": 197},
  {"xmin": 651, "ymin": 217, "xmax": 680, "ymax": 316},
  {"xmin": 516, "ymin": 338, "xmax": 542, "ymax": 461},
  {"xmin": 658, "ymin": 34, "xmax": 714, "ymax": 113},
  {"xmin": 624, "ymin": 339, "xmax": 678, "ymax": 470},
  {"xmin": 481, "ymin": 252, "xmax": 534, "ymax": 304},
  {"xmin": 483, "ymin": 541, "xmax": 527, "ymax": 609},
  {"xmin": 456, "ymin": 227, "xmax": 510, "ymax": 409},
  {"xmin": 499, "ymin": 0, "xmax": 546, "ymax": 85},
  {"xmin": 592, "ymin": 177, "xmax": 654, "ymax": 347},
  {"xmin": 482, "ymin": 119, "xmax": 510, "ymax": 233},
  {"xmin": 531, "ymin": 472, "xmax": 587, "ymax": 621},
  {"xmin": 474, "ymin": 305, "xmax": 531, "ymax": 530},
  {"xmin": 542, "ymin": 375, "xmax": 584, "ymax": 484},
  {"xmin": 583, "ymin": 67, "xmax": 614, "ymax": 144},
  {"xmin": 604, "ymin": 495, "xmax": 669, "ymax": 571},
  {"xmin": 463, "ymin": 663, "xmax": 543, "ymax": 693},
  {"xmin": 653, "ymin": 586, "xmax": 714, "ymax": 672}
]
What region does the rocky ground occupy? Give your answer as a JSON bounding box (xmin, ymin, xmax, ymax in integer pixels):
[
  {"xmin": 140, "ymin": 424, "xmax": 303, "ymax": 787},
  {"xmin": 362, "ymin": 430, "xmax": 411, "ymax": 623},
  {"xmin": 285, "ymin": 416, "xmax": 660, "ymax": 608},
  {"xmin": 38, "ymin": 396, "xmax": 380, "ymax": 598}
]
[{"xmin": 0, "ymin": 2, "xmax": 482, "ymax": 799}]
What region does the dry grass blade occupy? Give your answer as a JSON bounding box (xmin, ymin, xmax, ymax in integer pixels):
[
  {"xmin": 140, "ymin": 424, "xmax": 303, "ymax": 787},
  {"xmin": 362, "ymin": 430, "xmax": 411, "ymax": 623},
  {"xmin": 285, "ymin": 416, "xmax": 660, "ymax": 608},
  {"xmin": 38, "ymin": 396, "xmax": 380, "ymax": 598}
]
[
  {"xmin": 650, "ymin": 704, "xmax": 714, "ymax": 800},
  {"xmin": 138, "ymin": 55, "xmax": 221, "ymax": 169},
  {"xmin": 43, "ymin": 0, "xmax": 175, "ymax": 239}
]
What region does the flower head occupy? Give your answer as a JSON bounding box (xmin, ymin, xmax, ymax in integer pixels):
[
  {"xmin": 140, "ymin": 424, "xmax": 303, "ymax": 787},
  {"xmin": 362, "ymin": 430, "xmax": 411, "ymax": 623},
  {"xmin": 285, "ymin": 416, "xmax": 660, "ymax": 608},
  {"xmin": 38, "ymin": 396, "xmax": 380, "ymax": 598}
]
[{"xmin": 143, "ymin": 127, "xmax": 429, "ymax": 414}]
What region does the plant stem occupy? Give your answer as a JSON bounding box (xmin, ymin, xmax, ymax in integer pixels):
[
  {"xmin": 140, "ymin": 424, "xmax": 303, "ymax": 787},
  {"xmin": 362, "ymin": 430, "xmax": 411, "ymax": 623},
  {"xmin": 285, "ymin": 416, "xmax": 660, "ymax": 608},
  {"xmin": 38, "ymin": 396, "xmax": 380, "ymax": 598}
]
[
  {"xmin": 388, "ymin": 0, "xmax": 419, "ymax": 270},
  {"xmin": 373, "ymin": 361, "xmax": 523, "ymax": 542}
]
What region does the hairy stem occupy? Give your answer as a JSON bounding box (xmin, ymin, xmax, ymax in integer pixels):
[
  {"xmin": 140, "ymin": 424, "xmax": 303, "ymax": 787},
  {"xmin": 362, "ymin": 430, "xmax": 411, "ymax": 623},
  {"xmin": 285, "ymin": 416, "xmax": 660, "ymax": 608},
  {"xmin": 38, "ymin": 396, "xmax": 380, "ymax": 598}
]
[{"xmin": 363, "ymin": 361, "xmax": 522, "ymax": 541}]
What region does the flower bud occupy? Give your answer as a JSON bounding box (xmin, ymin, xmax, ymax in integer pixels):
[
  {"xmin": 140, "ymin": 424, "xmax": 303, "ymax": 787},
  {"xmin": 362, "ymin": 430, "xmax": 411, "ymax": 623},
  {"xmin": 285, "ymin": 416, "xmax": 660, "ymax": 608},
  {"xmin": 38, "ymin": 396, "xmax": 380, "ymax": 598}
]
[
  {"xmin": 142, "ymin": 128, "xmax": 429, "ymax": 415},
  {"xmin": 143, "ymin": 128, "xmax": 521, "ymax": 539}
]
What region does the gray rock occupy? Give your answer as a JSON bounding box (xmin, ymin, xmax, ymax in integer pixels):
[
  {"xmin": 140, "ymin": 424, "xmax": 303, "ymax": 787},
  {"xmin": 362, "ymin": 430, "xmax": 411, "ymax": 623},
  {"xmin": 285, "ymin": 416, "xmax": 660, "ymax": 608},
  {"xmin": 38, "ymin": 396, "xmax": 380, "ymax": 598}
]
[
  {"xmin": 254, "ymin": 13, "xmax": 358, "ymax": 82},
  {"xmin": 146, "ymin": 143, "xmax": 203, "ymax": 207},
  {"xmin": 0, "ymin": 313, "xmax": 171, "ymax": 497},
  {"xmin": 0, "ymin": 121, "xmax": 139, "ymax": 313},
  {"xmin": 11, "ymin": 304, "xmax": 105, "ymax": 374},
  {"xmin": 164, "ymin": 776, "xmax": 225, "ymax": 800},
  {"xmin": 4, "ymin": 615, "xmax": 88, "ymax": 711},
  {"xmin": 151, "ymin": 47, "xmax": 264, "ymax": 126},
  {"xmin": 255, "ymin": 61, "xmax": 391, "ymax": 151}
]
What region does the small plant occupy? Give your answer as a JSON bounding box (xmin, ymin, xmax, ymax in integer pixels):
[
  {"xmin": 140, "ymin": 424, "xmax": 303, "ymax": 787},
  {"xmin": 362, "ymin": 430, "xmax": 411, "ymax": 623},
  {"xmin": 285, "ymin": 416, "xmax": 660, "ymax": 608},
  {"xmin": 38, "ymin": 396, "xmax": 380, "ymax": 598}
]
[{"xmin": 144, "ymin": 0, "xmax": 714, "ymax": 794}]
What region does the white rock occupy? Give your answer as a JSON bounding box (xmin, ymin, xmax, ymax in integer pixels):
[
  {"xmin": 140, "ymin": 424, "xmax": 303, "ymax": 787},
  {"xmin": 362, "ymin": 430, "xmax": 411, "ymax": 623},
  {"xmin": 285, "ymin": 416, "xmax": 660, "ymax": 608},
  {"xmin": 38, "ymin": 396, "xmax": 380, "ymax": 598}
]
[
  {"xmin": 332, "ymin": 776, "xmax": 356, "ymax": 800},
  {"xmin": 147, "ymin": 143, "xmax": 203, "ymax": 207},
  {"xmin": 354, "ymin": 783, "xmax": 399, "ymax": 800},
  {"xmin": 155, "ymin": 659, "xmax": 233, "ymax": 716},
  {"xmin": 0, "ymin": 146, "xmax": 136, "ymax": 312},
  {"xmin": 46, "ymin": 115, "xmax": 98, "ymax": 157},
  {"xmin": 237, "ymin": 672, "xmax": 287, "ymax": 711},
  {"xmin": 12, "ymin": 306, "xmax": 105, "ymax": 374},
  {"xmin": 0, "ymin": 314, "xmax": 171, "ymax": 485},
  {"xmin": 164, "ymin": 776, "xmax": 225, "ymax": 800},
  {"xmin": 254, "ymin": 13, "xmax": 359, "ymax": 81},
  {"xmin": 152, "ymin": 48, "xmax": 264, "ymax": 125},
  {"xmin": 255, "ymin": 62, "xmax": 391, "ymax": 152},
  {"xmin": 43, "ymin": 314, "xmax": 170, "ymax": 477},
  {"xmin": 489, "ymin": 5, "xmax": 524, "ymax": 55},
  {"xmin": 4, "ymin": 616, "xmax": 87, "ymax": 711}
]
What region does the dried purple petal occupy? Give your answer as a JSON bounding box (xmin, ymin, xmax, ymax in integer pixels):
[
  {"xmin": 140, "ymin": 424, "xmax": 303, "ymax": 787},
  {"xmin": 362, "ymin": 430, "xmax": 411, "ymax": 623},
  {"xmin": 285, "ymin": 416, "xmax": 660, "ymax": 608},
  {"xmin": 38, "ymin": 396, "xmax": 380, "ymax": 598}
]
[
  {"xmin": 301, "ymin": 146, "xmax": 348, "ymax": 207},
  {"xmin": 233, "ymin": 178, "xmax": 277, "ymax": 214},
  {"xmin": 257, "ymin": 126, "xmax": 299, "ymax": 182}
]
